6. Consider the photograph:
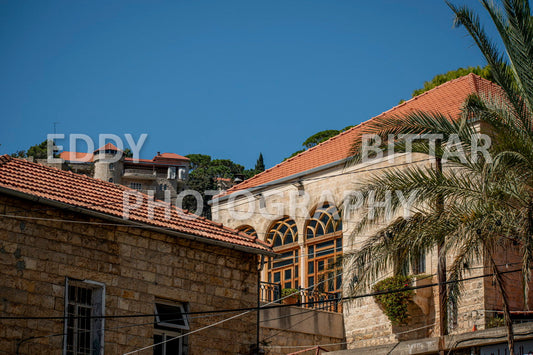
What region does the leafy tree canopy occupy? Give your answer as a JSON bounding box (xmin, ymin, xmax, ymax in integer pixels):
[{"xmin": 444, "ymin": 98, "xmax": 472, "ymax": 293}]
[
  {"xmin": 399, "ymin": 65, "xmax": 495, "ymax": 103},
  {"xmin": 285, "ymin": 126, "xmax": 354, "ymax": 160},
  {"xmin": 183, "ymin": 153, "xmax": 261, "ymax": 218},
  {"xmin": 11, "ymin": 140, "xmax": 52, "ymax": 159}
]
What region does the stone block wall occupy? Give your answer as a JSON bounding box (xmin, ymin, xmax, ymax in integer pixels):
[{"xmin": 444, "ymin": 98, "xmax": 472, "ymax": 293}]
[{"xmin": 0, "ymin": 194, "xmax": 259, "ymax": 354}]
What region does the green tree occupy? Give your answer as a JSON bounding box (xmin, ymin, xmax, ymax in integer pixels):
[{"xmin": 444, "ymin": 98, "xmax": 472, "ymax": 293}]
[
  {"xmin": 183, "ymin": 154, "xmax": 251, "ymax": 219},
  {"xmin": 123, "ymin": 148, "xmax": 133, "ymax": 158},
  {"xmin": 415, "ymin": 66, "xmax": 494, "ymax": 96},
  {"xmin": 285, "ymin": 126, "xmax": 354, "ymax": 160},
  {"xmin": 302, "ymin": 130, "xmax": 341, "ymax": 149},
  {"xmin": 255, "ymin": 153, "xmax": 265, "ymax": 173},
  {"xmin": 347, "ymin": 1, "xmax": 533, "ymax": 353},
  {"xmin": 11, "ymin": 140, "xmax": 56, "ymax": 159}
]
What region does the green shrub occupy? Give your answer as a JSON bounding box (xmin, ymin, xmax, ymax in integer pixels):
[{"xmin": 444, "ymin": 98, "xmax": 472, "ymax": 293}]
[
  {"xmin": 487, "ymin": 316, "xmax": 505, "ymax": 328},
  {"xmin": 373, "ymin": 275, "xmax": 414, "ymax": 324},
  {"xmin": 281, "ymin": 288, "xmax": 299, "ymax": 298}
]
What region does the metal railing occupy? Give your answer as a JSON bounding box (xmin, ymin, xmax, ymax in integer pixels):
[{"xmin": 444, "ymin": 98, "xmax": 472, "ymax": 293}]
[
  {"xmin": 260, "ymin": 281, "xmax": 281, "ymax": 304},
  {"xmin": 300, "ymin": 288, "xmax": 341, "ymax": 313},
  {"xmin": 259, "ymin": 282, "xmax": 341, "ymax": 313}
]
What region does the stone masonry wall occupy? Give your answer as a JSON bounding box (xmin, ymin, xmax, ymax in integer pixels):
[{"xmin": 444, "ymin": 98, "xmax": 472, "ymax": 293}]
[
  {"xmin": 0, "ymin": 193, "xmax": 259, "ymax": 354},
  {"xmin": 212, "ymin": 152, "xmax": 514, "ymax": 350}
]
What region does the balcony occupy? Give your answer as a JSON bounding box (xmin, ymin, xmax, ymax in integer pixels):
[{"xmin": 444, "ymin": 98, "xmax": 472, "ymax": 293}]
[
  {"xmin": 259, "ymin": 281, "xmax": 341, "ymax": 313},
  {"xmin": 122, "ymin": 169, "xmax": 157, "ymax": 180}
]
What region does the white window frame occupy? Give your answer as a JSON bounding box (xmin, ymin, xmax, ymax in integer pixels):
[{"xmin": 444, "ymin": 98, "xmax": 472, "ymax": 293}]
[
  {"xmin": 154, "ymin": 301, "xmax": 190, "ymax": 355},
  {"xmin": 154, "ymin": 301, "xmax": 189, "ymax": 330},
  {"xmin": 63, "ymin": 278, "xmax": 105, "ymax": 355}
]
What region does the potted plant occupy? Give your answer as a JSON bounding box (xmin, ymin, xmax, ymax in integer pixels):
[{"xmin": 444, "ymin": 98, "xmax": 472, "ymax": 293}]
[{"xmin": 281, "ymin": 288, "xmax": 300, "ymax": 305}]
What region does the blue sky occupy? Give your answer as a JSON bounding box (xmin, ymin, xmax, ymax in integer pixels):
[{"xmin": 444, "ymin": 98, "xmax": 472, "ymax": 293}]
[{"xmin": 0, "ymin": 1, "xmax": 498, "ymax": 169}]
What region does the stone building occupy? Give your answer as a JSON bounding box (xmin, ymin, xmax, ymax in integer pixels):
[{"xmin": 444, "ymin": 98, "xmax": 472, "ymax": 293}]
[
  {"xmin": 211, "ymin": 74, "xmax": 533, "ymax": 353},
  {"xmin": 56, "ymin": 143, "xmax": 190, "ymax": 204},
  {"xmin": 0, "ymin": 155, "xmax": 274, "ymax": 354}
]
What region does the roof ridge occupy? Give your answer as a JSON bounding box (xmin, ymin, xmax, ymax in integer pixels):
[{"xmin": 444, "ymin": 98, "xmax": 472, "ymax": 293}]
[
  {"xmin": 8, "ymin": 154, "xmax": 129, "ymax": 190},
  {"xmin": 0, "ymin": 155, "xmax": 272, "ymax": 254},
  {"xmin": 226, "ymin": 122, "xmax": 368, "ymax": 194},
  {"xmin": 222, "ymin": 73, "xmax": 500, "ymax": 197},
  {"xmin": 372, "ymin": 73, "xmax": 480, "ymax": 120}
]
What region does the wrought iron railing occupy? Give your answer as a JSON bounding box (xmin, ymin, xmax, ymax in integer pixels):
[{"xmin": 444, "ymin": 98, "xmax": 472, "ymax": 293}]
[
  {"xmin": 259, "ymin": 282, "xmax": 341, "ymax": 313},
  {"xmin": 300, "ymin": 288, "xmax": 341, "ymax": 313},
  {"xmin": 260, "ymin": 281, "xmax": 281, "ymax": 303}
]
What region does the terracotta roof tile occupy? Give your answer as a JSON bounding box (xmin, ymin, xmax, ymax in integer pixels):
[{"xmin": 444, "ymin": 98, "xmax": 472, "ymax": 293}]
[
  {"xmin": 222, "ymin": 74, "xmax": 502, "ymax": 196},
  {"xmin": 59, "ymin": 151, "xmax": 94, "ymax": 162},
  {"xmin": 154, "ymin": 153, "xmax": 190, "ymax": 161},
  {"xmin": 94, "ymin": 142, "xmax": 121, "ymax": 152},
  {"xmin": 0, "ymin": 156, "xmax": 271, "ymax": 254}
]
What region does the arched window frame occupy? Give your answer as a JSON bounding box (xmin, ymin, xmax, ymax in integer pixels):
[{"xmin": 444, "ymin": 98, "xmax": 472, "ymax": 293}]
[
  {"xmin": 265, "ymin": 217, "xmax": 299, "ymax": 290},
  {"xmin": 304, "ymin": 203, "xmax": 343, "ymax": 294},
  {"xmin": 236, "ymin": 225, "xmax": 258, "ymax": 238}
]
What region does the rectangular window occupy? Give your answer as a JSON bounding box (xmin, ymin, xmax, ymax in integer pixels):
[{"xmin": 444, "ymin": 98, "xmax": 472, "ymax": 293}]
[
  {"xmin": 130, "ymin": 182, "xmax": 142, "ymax": 191},
  {"xmin": 64, "ymin": 279, "xmax": 105, "ymax": 355},
  {"xmin": 154, "ymin": 301, "xmax": 190, "ymax": 355}
]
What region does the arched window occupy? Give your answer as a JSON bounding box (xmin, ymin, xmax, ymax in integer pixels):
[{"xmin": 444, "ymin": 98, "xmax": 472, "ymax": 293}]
[
  {"xmin": 237, "ymin": 225, "xmax": 258, "ymax": 238},
  {"xmin": 305, "ymin": 203, "xmax": 342, "ymax": 294},
  {"xmin": 266, "ymin": 217, "xmax": 299, "ymax": 289}
]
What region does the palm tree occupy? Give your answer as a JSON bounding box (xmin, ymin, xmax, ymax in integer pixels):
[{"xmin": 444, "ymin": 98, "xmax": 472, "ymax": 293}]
[{"xmin": 345, "ymin": 1, "xmax": 533, "ymax": 353}]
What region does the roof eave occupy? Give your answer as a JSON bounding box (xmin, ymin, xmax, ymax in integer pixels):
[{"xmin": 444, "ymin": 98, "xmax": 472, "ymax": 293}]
[
  {"xmin": 0, "ymin": 186, "xmax": 275, "ymax": 257},
  {"xmin": 211, "ymin": 156, "xmax": 350, "ymax": 205}
]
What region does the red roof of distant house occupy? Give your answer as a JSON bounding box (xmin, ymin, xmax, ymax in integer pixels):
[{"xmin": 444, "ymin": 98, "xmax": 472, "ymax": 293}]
[
  {"xmin": 0, "ymin": 155, "xmax": 272, "ymax": 254},
  {"xmin": 94, "ymin": 142, "xmax": 122, "ymax": 153},
  {"xmin": 60, "ymin": 144, "xmax": 189, "ymax": 165},
  {"xmin": 154, "ymin": 153, "xmax": 190, "ymax": 161},
  {"xmin": 220, "ymin": 74, "xmax": 502, "ymax": 197},
  {"xmin": 59, "ymin": 151, "xmax": 94, "ymax": 163}
]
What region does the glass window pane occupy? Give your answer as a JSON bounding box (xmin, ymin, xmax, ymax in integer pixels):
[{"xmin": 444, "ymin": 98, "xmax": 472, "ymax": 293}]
[
  {"xmin": 273, "ymin": 235, "xmax": 282, "ymax": 247},
  {"xmin": 316, "ymin": 224, "xmax": 324, "ymax": 237},
  {"xmin": 285, "ymin": 269, "xmax": 292, "ymax": 280},
  {"xmin": 336, "ymin": 274, "xmax": 342, "ymax": 290},
  {"xmin": 284, "ymin": 234, "xmax": 293, "ymax": 244},
  {"xmin": 308, "ymin": 261, "xmax": 314, "ymax": 274},
  {"xmin": 274, "ymin": 272, "xmax": 280, "ymax": 283},
  {"xmin": 153, "ymin": 334, "xmax": 164, "ymax": 355},
  {"xmin": 166, "ymin": 335, "xmax": 181, "ymax": 354}
]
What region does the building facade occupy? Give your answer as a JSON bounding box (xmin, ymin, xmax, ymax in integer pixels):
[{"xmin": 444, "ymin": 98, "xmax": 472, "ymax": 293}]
[
  {"xmin": 211, "ymin": 74, "xmax": 533, "ymax": 353},
  {"xmin": 54, "ymin": 143, "xmax": 190, "ymax": 204},
  {"xmin": 0, "ymin": 155, "xmax": 273, "ymax": 354}
]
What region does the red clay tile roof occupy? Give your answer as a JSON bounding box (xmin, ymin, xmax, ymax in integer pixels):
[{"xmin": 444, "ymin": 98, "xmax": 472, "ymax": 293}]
[
  {"xmin": 59, "ymin": 151, "xmax": 94, "ymax": 162},
  {"xmin": 154, "ymin": 153, "xmax": 190, "ymax": 161},
  {"xmin": 221, "ymin": 74, "xmax": 502, "ymax": 197},
  {"xmin": 0, "ymin": 155, "xmax": 272, "ymax": 255},
  {"xmin": 94, "ymin": 142, "xmax": 121, "ymax": 152}
]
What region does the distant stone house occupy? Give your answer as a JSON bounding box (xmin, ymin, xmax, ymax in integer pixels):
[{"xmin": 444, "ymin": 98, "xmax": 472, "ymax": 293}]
[
  {"xmin": 44, "ymin": 143, "xmax": 190, "ymax": 204},
  {"xmin": 0, "ymin": 155, "xmax": 274, "ymax": 354},
  {"xmin": 211, "ymin": 74, "xmax": 533, "ymax": 354}
]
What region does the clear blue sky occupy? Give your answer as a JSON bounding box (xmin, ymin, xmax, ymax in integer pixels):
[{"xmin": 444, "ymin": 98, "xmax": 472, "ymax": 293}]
[{"xmin": 0, "ymin": 0, "xmax": 499, "ymax": 169}]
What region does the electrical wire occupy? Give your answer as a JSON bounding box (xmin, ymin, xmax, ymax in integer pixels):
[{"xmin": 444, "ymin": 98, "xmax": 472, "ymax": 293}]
[
  {"xmin": 266, "ymin": 322, "xmax": 437, "ymax": 350},
  {"xmin": 8, "ymin": 268, "xmax": 525, "ymax": 354},
  {"xmin": 122, "ymin": 270, "xmax": 344, "ymax": 354},
  {"xmin": 1, "ymin": 263, "xmax": 520, "ymax": 321}
]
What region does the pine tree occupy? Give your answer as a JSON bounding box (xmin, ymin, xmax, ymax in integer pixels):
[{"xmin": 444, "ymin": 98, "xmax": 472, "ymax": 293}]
[{"xmin": 254, "ymin": 153, "xmax": 265, "ymax": 173}]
